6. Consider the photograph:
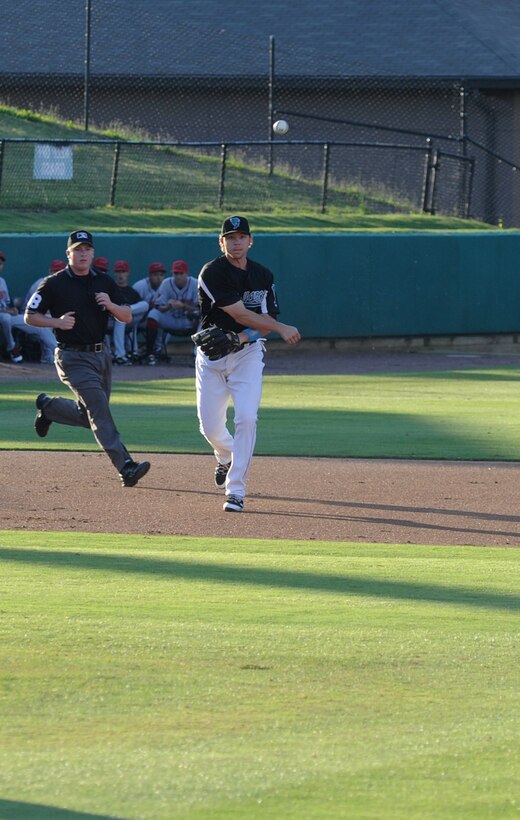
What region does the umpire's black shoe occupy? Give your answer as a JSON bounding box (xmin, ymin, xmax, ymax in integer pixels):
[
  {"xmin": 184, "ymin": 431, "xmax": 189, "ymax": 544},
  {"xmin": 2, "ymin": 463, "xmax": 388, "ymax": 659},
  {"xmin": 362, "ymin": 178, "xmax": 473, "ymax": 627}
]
[
  {"xmin": 35, "ymin": 393, "xmax": 52, "ymax": 438},
  {"xmin": 120, "ymin": 460, "xmax": 151, "ymax": 488}
]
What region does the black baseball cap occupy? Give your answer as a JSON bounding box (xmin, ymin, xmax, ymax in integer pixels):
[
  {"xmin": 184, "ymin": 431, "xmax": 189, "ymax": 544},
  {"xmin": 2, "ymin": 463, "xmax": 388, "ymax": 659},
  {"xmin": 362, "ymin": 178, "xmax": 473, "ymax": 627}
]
[
  {"xmin": 221, "ymin": 216, "xmax": 251, "ymax": 236},
  {"xmin": 67, "ymin": 230, "xmax": 94, "ymax": 249}
]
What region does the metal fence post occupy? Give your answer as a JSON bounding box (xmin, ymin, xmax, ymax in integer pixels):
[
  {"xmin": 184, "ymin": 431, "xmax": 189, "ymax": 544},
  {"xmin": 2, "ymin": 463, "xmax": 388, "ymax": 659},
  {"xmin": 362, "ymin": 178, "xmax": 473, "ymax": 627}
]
[
  {"xmin": 464, "ymin": 157, "xmax": 475, "ymax": 219},
  {"xmin": 429, "ymin": 149, "xmax": 441, "ymax": 215},
  {"xmin": 109, "ymin": 142, "xmax": 120, "ymax": 206},
  {"xmin": 267, "ymin": 35, "xmax": 275, "ymax": 176},
  {"xmin": 218, "ymin": 143, "xmax": 227, "ymax": 209},
  {"xmin": 421, "ymin": 138, "xmax": 433, "ymax": 212},
  {"xmin": 459, "ymin": 85, "xmax": 468, "ymax": 217},
  {"xmin": 0, "ymin": 140, "xmax": 4, "ymax": 198},
  {"xmin": 320, "ymin": 143, "xmax": 331, "ymax": 213},
  {"xmin": 83, "ymin": 0, "xmax": 92, "ymax": 131}
]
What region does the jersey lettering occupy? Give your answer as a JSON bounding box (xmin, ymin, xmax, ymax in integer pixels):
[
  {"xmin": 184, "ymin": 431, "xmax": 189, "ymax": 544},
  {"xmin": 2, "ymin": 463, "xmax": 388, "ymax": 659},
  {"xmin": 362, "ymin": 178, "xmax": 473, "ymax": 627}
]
[
  {"xmin": 27, "ymin": 292, "xmax": 42, "ymax": 310},
  {"xmin": 243, "ymin": 289, "xmax": 267, "ymax": 308}
]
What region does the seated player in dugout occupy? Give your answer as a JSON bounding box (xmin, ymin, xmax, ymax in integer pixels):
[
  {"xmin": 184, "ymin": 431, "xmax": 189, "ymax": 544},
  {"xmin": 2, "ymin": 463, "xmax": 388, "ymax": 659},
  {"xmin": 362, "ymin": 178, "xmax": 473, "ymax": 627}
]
[
  {"xmin": 110, "ymin": 259, "xmax": 149, "ymax": 365},
  {"xmin": 133, "ymin": 261, "xmax": 167, "ymax": 363},
  {"xmin": 144, "ymin": 259, "xmax": 199, "ymax": 365},
  {"xmin": 93, "ymin": 256, "xmax": 110, "ymax": 274},
  {"xmin": 0, "ymin": 251, "xmax": 57, "ymax": 365}
]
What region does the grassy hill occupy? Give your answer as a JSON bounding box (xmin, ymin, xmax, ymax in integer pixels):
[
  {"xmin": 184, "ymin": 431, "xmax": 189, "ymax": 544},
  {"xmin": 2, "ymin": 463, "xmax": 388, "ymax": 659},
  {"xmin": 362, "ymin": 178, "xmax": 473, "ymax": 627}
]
[{"xmin": 0, "ymin": 106, "xmax": 496, "ymax": 234}]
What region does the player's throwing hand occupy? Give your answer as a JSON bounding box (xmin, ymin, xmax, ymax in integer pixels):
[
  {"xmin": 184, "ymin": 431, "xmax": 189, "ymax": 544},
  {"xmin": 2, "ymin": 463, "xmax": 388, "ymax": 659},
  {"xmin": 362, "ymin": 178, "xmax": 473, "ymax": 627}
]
[{"xmin": 279, "ymin": 324, "xmax": 300, "ymax": 344}]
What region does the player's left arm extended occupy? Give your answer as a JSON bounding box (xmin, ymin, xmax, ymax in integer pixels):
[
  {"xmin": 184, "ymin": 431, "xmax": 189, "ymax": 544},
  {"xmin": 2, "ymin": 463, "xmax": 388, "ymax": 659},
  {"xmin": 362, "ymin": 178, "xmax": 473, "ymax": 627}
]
[{"xmin": 222, "ymin": 301, "xmax": 300, "ymax": 344}]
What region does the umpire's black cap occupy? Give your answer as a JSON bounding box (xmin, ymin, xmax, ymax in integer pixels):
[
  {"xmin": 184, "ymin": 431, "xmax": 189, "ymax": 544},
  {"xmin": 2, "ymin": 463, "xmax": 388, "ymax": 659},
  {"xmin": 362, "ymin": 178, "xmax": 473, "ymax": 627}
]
[
  {"xmin": 68, "ymin": 229, "xmax": 94, "ymax": 249},
  {"xmin": 221, "ymin": 216, "xmax": 251, "ymax": 236}
]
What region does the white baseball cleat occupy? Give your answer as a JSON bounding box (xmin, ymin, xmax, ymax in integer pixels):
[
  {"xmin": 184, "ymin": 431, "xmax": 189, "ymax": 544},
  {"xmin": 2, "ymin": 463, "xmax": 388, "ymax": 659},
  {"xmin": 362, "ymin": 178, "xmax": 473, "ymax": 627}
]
[{"xmin": 223, "ymin": 494, "xmax": 244, "ymax": 512}]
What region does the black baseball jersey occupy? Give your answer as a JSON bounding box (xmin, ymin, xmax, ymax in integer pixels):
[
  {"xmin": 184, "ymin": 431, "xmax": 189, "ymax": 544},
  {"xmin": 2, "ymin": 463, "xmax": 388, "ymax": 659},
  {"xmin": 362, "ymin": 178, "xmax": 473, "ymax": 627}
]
[
  {"xmin": 198, "ymin": 255, "xmax": 279, "ymax": 333},
  {"xmin": 26, "ymin": 266, "xmax": 125, "ymax": 345}
]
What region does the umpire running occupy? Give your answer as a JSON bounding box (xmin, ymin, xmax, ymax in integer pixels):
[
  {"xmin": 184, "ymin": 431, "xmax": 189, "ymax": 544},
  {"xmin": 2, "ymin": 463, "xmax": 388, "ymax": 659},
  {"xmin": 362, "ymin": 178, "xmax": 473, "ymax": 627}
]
[{"xmin": 24, "ymin": 229, "xmax": 151, "ymax": 487}]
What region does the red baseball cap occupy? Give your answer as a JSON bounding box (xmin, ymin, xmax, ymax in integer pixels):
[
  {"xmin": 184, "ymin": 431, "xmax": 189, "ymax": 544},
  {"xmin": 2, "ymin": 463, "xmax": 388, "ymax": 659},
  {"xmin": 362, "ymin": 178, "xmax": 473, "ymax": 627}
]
[
  {"xmin": 149, "ymin": 262, "xmax": 166, "ymax": 274},
  {"xmin": 94, "ymin": 256, "xmax": 109, "ymax": 272},
  {"xmin": 0, "ymin": 250, "xmax": 5, "ymax": 261},
  {"xmin": 172, "ymin": 259, "xmax": 188, "ymax": 274},
  {"xmin": 50, "ymin": 259, "xmax": 66, "ymax": 272},
  {"xmin": 114, "ymin": 260, "xmax": 130, "ymax": 273}
]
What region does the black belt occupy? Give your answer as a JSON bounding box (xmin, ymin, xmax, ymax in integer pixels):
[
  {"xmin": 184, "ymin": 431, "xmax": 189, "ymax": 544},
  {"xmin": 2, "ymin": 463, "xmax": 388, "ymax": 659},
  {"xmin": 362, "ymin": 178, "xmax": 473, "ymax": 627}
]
[{"xmin": 57, "ymin": 342, "xmax": 105, "ymax": 353}]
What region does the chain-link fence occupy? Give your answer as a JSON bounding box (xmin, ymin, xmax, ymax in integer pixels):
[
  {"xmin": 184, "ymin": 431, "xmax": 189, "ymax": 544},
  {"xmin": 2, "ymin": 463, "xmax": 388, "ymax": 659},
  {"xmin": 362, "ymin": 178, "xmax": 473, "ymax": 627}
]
[{"xmin": 1, "ymin": 0, "xmax": 519, "ymax": 224}]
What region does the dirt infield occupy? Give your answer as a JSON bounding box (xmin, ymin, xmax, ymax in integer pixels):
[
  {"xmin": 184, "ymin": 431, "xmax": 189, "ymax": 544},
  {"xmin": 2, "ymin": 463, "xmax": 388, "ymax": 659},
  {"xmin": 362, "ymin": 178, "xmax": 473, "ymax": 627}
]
[
  {"xmin": 2, "ymin": 450, "xmax": 520, "ymax": 546},
  {"xmin": 2, "ymin": 348, "xmax": 520, "ymax": 547}
]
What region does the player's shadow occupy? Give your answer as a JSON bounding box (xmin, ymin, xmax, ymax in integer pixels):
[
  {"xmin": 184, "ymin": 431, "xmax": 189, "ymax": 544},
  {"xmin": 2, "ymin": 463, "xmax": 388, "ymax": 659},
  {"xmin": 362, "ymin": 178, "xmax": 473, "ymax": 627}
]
[
  {"xmin": 250, "ymin": 494, "xmax": 520, "ymax": 524},
  {"xmin": 247, "ymin": 506, "xmax": 520, "ymax": 541},
  {"xmin": 146, "ymin": 485, "xmax": 520, "ymax": 524},
  {"xmin": 0, "ymin": 799, "xmax": 120, "ymax": 819}
]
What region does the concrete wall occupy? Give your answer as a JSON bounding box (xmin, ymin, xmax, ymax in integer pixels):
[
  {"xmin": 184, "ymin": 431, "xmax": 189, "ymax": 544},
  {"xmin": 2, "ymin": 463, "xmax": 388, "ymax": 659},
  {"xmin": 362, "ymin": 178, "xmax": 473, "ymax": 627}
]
[{"xmin": 1, "ymin": 231, "xmax": 518, "ymax": 339}]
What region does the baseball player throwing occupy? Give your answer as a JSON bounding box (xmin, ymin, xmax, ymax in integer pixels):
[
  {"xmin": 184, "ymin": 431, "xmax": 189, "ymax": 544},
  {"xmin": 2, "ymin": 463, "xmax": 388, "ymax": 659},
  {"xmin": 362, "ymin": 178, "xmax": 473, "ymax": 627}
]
[{"xmin": 193, "ymin": 215, "xmax": 300, "ymax": 512}]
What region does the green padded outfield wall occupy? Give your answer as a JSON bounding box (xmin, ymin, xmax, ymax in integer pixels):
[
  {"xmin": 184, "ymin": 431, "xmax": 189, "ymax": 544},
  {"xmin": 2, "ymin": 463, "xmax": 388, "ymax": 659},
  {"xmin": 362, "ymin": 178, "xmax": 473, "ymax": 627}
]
[{"xmin": 1, "ymin": 231, "xmax": 519, "ymax": 338}]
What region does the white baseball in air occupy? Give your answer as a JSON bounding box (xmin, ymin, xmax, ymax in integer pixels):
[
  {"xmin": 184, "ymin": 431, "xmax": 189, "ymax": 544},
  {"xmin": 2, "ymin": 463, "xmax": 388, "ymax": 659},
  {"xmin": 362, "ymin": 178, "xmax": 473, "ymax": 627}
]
[{"xmin": 273, "ymin": 119, "xmax": 289, "ymax": 135}]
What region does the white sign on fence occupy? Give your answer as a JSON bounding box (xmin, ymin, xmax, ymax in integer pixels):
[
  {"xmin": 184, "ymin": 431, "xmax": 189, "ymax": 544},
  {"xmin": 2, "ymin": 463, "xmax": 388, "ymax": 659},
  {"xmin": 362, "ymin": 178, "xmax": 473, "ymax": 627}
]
[{"xmin": 33, "ymin": 145, "xmax": 73, "ymax": 180}]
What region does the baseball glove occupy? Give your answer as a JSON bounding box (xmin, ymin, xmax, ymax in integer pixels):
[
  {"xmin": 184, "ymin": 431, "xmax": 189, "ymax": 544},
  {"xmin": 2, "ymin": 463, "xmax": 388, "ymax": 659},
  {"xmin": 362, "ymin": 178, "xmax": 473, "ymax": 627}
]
[{"xmin": 191, "ymin": 325, "xmax": 243, "ymax": 360}]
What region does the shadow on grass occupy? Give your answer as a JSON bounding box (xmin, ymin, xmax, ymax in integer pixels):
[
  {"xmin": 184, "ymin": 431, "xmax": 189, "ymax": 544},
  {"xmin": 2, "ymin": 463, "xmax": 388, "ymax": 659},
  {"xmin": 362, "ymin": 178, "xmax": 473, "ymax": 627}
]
[
  {"xmin": 2, "ymin": 403, "xmax": 516, "ymax": 460},
  {"xmin": 388, "ymin": 368, "xmax": 520, "ymax": 382},
  {"xmin": 1, "ymin": 546, "xmax": 518, "ymax": 612},
  {"xmin": 3, "ymin": 373, "xmax": 520, "ymax": 459},
  {"xmin": 0, "ymin": 799, "xmax": 121, "ymax": 819}
]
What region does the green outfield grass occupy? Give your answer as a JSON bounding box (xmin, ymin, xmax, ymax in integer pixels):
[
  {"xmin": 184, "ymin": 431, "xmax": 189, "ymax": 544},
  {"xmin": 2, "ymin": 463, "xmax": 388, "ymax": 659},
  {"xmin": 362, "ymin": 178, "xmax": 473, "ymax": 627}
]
[
  {"xmin": 0, "ymin": 106, "xmax": 494, "ymax": 230},
  {"xmin": 2, "ymin": 368, "xmax": 520, "ymax": 460},
  {"xmin": 0, "ymin": 207, "xmax": 494, "ymax": 234},
  {"xmin": 2, "ymin": 102, "xmax": 518, "ymax": 820},
  {"xmin": 0, "ymin": 531, "xmax": 518, "ymax": 819}
]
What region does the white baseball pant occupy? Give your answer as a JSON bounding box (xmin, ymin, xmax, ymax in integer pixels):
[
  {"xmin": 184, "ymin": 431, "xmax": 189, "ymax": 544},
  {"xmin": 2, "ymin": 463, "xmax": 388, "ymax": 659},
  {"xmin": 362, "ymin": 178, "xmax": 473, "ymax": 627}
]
[
  {"xmin": 195, "ymin": 342, "xmax": 265, "ymax": 498},
  {"xmin": 112, "ymin": 301, "xmax": 149, "ymax": 358}
]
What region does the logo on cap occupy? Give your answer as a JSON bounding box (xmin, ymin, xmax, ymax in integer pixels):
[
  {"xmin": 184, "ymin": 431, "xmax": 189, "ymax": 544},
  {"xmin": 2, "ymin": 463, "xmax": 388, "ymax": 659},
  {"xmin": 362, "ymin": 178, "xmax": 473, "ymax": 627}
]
[
  {"xmin": 221, "ymin": 215, "xmax": 251, "ymax": 236},
  {"xmin": 68, "ymin": 229, "xmax": 94, "ymax": 249}
]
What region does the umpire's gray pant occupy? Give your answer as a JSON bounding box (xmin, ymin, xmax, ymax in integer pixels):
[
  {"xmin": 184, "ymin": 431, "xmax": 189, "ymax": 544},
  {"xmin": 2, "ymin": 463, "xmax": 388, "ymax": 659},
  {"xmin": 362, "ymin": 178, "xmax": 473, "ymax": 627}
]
[{"xmin": 44, "ymin": 348, "xmax": 131, "ymax": 472}]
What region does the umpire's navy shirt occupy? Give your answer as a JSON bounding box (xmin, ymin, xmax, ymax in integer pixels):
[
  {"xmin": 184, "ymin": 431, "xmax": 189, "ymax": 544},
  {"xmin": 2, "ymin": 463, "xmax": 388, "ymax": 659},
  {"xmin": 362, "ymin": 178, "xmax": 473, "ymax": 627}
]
[{"xmin": 26, "ymin": 265, "xmax": 125, "ymax": 345}]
